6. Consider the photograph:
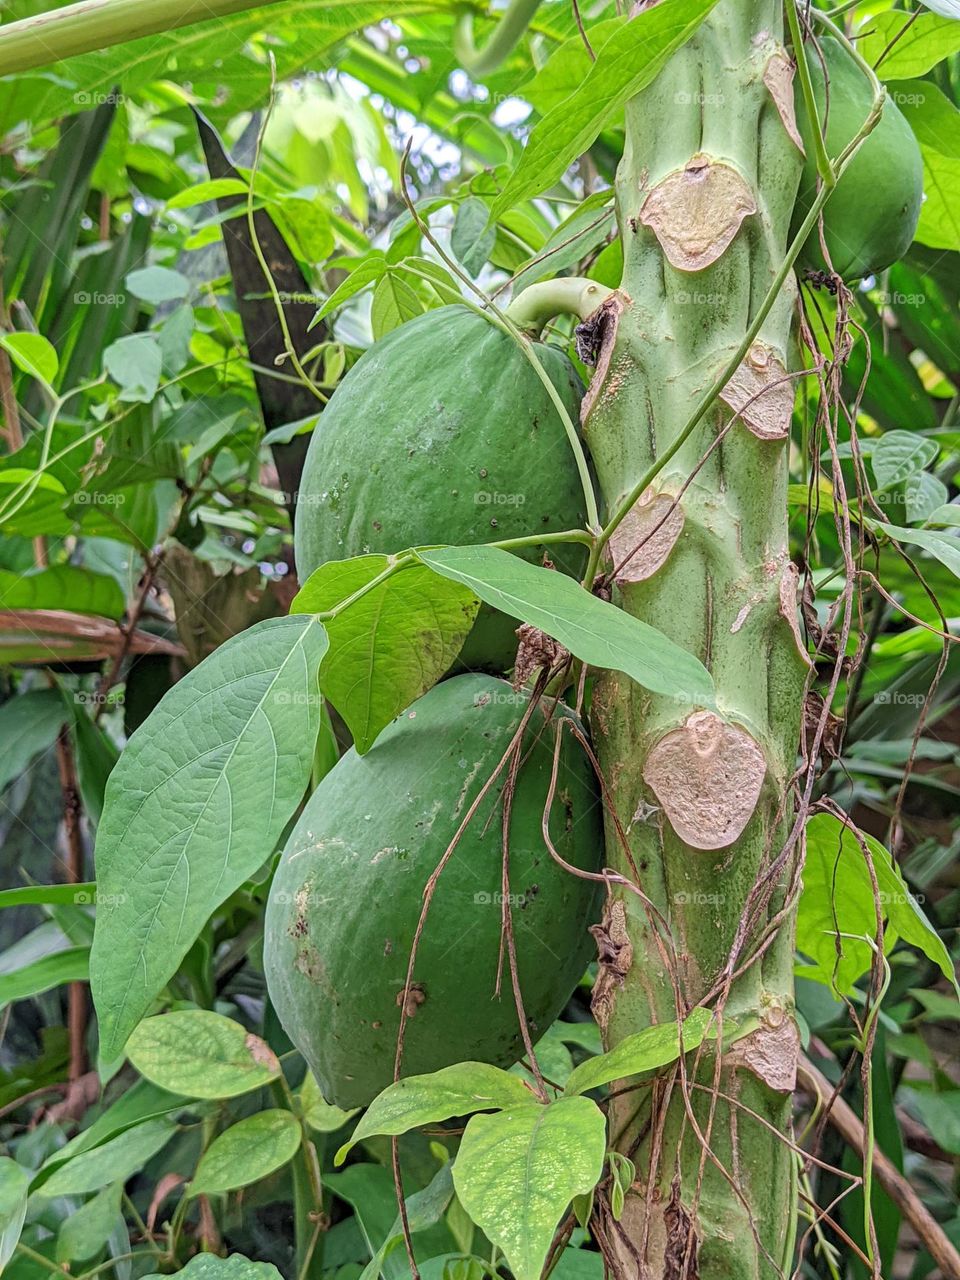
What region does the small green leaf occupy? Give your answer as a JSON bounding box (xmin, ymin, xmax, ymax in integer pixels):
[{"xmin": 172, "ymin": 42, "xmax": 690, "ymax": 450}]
[
  {"xmin": 0, "ymin": 1159, "xmax": 29, "ymax": 1273},
  {"xmin": 563, "ymin": 1009, "xmax": 717, "ymax": 1096},
  {"xmin": 904, "ymin": 470, "xmax": 948, "ymax": 523},
  {"xmin": 357, "ymin": 1163, "xmax": 454, "ymax": 1280},
  {"xmin": 0, "ymin": 689, "xmax": 68, "ymax": 793},
  {"xmin": 167, "ymin": 179, "xmax": 250, "ymax": 210},
  {"xmin": 0, "ymin": 566, "xmax": 125, "ymax": 620},
  {"xmin": 915, "ymin": 146, "xmax": 960, "ymax": 251},
  {"xmin": 889, "ymin": 80, "xmax": 960, "ymax": 159},
  {"xmin": 91, "ymin": 615, "xmax": 328, "ymax": 1061},
  {"xmin": 0, "ymin": 332, "xmax": 58, "ymax": 387},
  {"xmin": 871, "ymin": 431, "xmax": 938, "ymax": 489},
  {"xmin": 0, "ymin": 883, "xmax": 97, "ymax": 910},
  {"xmin": 125, "ymin": 266, "xmax": 191, "ymax": 305},
  {"xmin": 103, "ymin": 334, "xmax": 162, "ymax": 403},
  {"xmin": 143, "ymin": 1254, "xmax": 282, "ymax": 1280},
  {"xmin": 190, "ymin": 1110, "xmax": 301, "ymax": 1196},
  {"xmin": 126, "ymin": 1011, "xmax": 281, "ymax": 1099},
  {"xmin": 56, "ymin": 1181, "xmax": 123, "ymax": 1263},
  {"xmin": 858, "ymin": 11, "xmax": 960, "ymax": 79},
  {"xmin": 311, "ymin": 251, "xmax": 388, "ymax": 327},
  {"xmin": 418, "ymin": 546, "xmax": 714, "ymax": 704},
  {"xmin": 293, "ymin": 555, "xmax": 479, "ymax": 753},
  {"xmin": 451, "ymin": 198, "xmax": 495, "ymax": 277},
  {"xmin": 452, "ymin": 1097, "xmax": 607, "ymax": 1280},
  {"xmin": 370, "ymin": 273, "xmax": 424, "ymax": 339},
  {"xmin": 298, "ymin": 1073, "xmax": 358, "ymax": 1133},
  {"xmin": 491, "ymin": 0, "xmax": 720, "ymax": 217},
  {"xmin": 0, "ymin": 946, "xmax": 90, "ymax": 1009},
  {"xmin": 335, "ymin": 1062, "xmax": 533, "ymax": 1165},
  {"xmin": 39, "ymin": 1119, "xmax": 175, "ymax": 1197},
  {"xmin": 876, "ymin": 522, "xmax": 960, "ymax": 578}
]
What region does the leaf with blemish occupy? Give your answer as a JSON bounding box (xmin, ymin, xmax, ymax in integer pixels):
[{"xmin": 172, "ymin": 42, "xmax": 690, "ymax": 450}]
[
  {"xmin": 452, "ymin": 1098, "xmax": 607, "ymax": 1280},
  {"xmin": 126, "ymin": 1011, "xmax": 282, "ymax": 1100},
  {"xmin": 563, "ymin": 1009, "xmax": 718, "ymax": 1096}
]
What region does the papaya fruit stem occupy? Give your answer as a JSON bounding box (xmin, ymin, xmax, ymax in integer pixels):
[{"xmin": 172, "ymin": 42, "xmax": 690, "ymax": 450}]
[
  {"xmin": 504, "ymin": 278, "xmax": 614, "ymax": 335},
  {"xmin": 453, "ymin": 0, "xmax": 543, "ymax": 78}
]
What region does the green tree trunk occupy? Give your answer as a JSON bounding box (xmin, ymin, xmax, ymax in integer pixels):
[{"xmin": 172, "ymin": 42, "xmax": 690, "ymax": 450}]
[{"xmin": 582, "ymin": 2, "xmax": 808, "ymax": 1274}]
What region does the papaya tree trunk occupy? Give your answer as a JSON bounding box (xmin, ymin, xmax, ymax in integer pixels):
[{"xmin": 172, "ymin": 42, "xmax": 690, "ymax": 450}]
[{"xmin": 582, "ymin": 2, "xmax": 808, "ymax": 1275}]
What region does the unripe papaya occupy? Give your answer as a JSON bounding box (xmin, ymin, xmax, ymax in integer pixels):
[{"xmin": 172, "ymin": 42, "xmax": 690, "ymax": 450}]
[
  {"xmin": 791, "ymin": 36, "xmax": 922, "ymax": 280},
  {"xmin": 294, "ymin": 304, "xmax": 588, "ymax": 671},
  {"xmin": 264, "ymin": 673, "xmax": 603, "ymax": 1108}
]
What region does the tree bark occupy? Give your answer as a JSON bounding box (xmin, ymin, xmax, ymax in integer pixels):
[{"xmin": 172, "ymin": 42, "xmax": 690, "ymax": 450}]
[{"xmin": 582, "ymin": 3, "xmax": 808, "ymax": 1275}]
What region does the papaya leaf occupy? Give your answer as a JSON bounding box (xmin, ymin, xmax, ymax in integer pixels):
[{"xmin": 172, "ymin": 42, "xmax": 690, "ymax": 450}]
[
  {"xmin": 90, "ymin": 615, "xmax": 328, "ymax": 1062},
  {"xmin": 335, "ymin": 1062, "xmax": 534, "ymax": 1165},
  {"xmin": 799, "ymin": 813, "xmax": 958, "ymax": 997},
  {"xmin": 0, "ymin": 1158, "xmax": 29, "ymax": 1274},
  {"xmin": 491, "ymin": 0, "xmax": 720, "ymax": 217},
  {"xmin": 126, "ymin": 1011, "xmax": 281, "ymax": 1100},
  {"xmin": 418, "ymin": 546, "xmax": 714, "ymax": 704},
  {"xmin": 562, "ymin": 1008, "xmax": 717, "ymax": 1096},
  {"xmin": 293, "ymin": 556, "xmax": 479, "ymax": 754},
  {"xmin": 452, "ymin": 1097, "xmax": 607, "ymax": 1280},
  {"xmin": 189, "ymin": 1110, "xmax": 301, "ymax": 1196}
]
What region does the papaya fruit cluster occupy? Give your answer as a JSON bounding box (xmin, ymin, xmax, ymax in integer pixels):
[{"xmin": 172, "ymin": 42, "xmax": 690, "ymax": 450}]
[{"xmin": 265, "ymin": 309, "xmax": 603, "ymax": 1105}]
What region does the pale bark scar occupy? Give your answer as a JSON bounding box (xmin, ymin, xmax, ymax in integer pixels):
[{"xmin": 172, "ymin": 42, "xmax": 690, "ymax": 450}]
[
  {"xmin": 643, "ymin": 711, "xmax": 766, "ymax": 850},
  {"xmin": 590, "ymin": 899, "xmax": 632, "ymax": 1032},
  {"xmin": 720, "ymin": 340, "xmax": 794, "ymax": 440},
  {"xmin": 726, "ymin": 1011, "xmax": 799, "ymax": 1093},
  {"xmin": 640, "ymin": 156, "xmax": 757, "ymax": 272},
  {"xmin": 763, "ymin": 49, "xmax": 805, "ymax": 154},
  {"xmin": 608, "ymin": 488, "xmax": 684, "ymax": 584},
  {"xmin": 778, "ymin": 561, "xmax": 812, "ymax": 665}
]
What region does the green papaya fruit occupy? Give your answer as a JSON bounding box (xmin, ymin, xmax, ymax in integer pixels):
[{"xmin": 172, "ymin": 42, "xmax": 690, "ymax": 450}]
[
  {"xmin": 294, "ymin": 304, "xmax": 589, "ymax": 671},
  {"xmin": 791, "ymin": 37, "xmax": 922, "ymax": 280},
  {"xmin": 263, "ymin": 673, "xmax": 603, "ymax": 1108}
]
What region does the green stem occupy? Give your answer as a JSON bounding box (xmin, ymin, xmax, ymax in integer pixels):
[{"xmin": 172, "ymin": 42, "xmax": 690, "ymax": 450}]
[
  {"xmin": 453, "ymin": 0, "xmax": 542, "ymax": 77},
  {"xmin": 504, "ymin": 278, "xmax": 612, "ymax": 335},
  {"xmin": 785, "ymin": 0, "xmax": 835, "ymax": 187},
  {"xmin": 14, "ymin": 1244, "xmax": 67, "ymax": 1276},
  {"xmin": 597, "ymin": 63, "xmax": 885, "ymax": 555},
  {"xmin": 0, "ymin": 0, "xmax": 278, "ymax": 75}
]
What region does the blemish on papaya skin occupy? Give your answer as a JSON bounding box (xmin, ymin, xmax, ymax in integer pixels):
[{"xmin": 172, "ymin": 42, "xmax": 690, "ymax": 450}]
[{"xmin": 396, "ymin": 983, "xmax": 427, "ymax": 1017}]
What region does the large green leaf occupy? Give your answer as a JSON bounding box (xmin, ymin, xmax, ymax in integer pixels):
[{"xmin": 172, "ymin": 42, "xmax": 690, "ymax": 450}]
[
  {"xmin": 336, "ymin": 1062, "xmax": 533, "ymax": 1165},
  {"xmin": 877, "ymin": 522, "xmax": 960, "ymax": 578},
  {"xmin": 418, "ymin": 546, "xmax": 714, "ymax": 703},
  {"xmin": 492, "ymin": 0, "xmax": 719, "ymax": 216},
  {"xmin": 293, "ymin": 555, "xmax": 479, "ymax": 752},
  {"xmin": 90, "ymin": 615, "xmax": 328, "ymax": 1061},
  {"xmin": 452, "ymin": 1098, "xmax": 607, "ymax": 1280},
  {"xmin": 858, "ymin": 12, "xmax": 960, "ymax": 79},
  {"xmin": 55, "ymin": 1182, "xmax": 123, "ymax": 1264},
  {"xmin": 799, "ymin": 814, "xmax": 958, "ymax": 996},
  {"xmin": 127, "ymin": 1011, "xmax": 281, "ymax": 1099},
  {"xmin": 190, "ymin": 1110, "xmax": 301, "ymax": 1195}
]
